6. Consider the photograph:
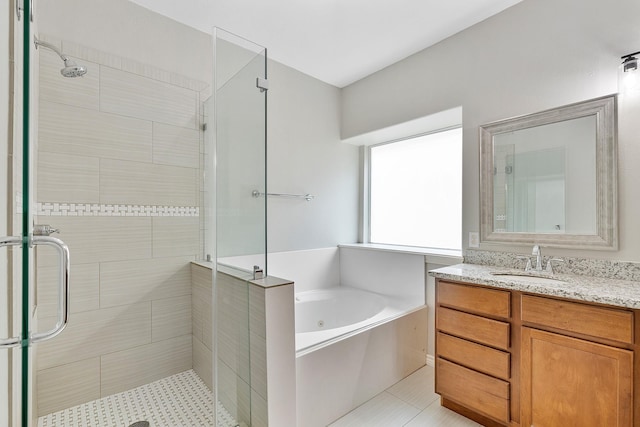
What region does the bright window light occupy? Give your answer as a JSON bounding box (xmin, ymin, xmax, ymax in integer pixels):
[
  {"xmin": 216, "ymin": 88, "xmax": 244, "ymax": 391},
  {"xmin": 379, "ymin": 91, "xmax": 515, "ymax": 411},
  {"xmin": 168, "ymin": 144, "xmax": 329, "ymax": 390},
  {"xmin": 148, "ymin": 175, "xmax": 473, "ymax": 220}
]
[{"xmin": 370, "ymin": 127, "xmax": 462, "ymax": 250}]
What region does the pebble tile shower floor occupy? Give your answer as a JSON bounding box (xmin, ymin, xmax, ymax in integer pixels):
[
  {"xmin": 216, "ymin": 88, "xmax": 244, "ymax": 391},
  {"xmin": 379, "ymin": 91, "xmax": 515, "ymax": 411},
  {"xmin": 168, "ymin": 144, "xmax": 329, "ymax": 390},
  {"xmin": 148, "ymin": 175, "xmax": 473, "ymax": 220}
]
[{"xmin": 37, "ymin": 370, "xmax": 239, "ymax": 427}]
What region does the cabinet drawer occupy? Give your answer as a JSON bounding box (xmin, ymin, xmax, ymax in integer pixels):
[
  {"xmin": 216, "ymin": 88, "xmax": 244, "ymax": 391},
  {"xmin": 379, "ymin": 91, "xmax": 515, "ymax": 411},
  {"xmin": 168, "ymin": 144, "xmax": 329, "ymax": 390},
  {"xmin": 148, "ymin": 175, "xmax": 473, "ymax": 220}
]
[
  {"xmin": 521, "ymin": 295, "xmax": 634, "ymax": 344},
  {"xmin": 437, "ymin": 306, "xmax": 510, "ymax": 350},
  {"xmin": 437, "ymin": 332, "xmax": 510, "ymax": 380},
  {"xmin": 438, "ymin": 281, "xmax": 510, "ymax": 318},
  {"xmin": 437, "ymin": 358, "xmax": 510, "ymax": 423}
]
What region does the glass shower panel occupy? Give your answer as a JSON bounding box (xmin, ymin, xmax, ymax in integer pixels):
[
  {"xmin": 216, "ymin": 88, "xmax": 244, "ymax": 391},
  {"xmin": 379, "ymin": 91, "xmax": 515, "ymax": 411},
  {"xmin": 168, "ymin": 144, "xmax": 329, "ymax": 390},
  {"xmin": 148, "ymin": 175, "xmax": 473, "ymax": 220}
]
[
  {"xmin": 212, "ymin": 28, "xmax": 267, "ymax": 427},
  {"xmin": 213, "ymin": 29, "xmax": 267, "ymax": 277}
]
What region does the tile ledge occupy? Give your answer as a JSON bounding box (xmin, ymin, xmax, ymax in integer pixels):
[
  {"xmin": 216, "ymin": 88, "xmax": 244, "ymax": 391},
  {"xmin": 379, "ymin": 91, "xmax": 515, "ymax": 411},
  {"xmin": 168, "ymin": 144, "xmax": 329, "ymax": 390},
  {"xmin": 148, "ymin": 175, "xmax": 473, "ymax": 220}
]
[{"xmin": 339, "ymin": 243, "xmax": 463, "ymax": 263}]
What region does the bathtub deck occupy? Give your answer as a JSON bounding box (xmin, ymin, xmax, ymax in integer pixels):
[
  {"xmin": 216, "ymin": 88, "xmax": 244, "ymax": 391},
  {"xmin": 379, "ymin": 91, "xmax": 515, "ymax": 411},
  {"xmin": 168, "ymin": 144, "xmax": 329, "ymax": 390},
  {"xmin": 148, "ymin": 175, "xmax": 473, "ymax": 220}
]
[{"xmin": 329, "ymin": 365, "xmax": 481, "ymax": 427}]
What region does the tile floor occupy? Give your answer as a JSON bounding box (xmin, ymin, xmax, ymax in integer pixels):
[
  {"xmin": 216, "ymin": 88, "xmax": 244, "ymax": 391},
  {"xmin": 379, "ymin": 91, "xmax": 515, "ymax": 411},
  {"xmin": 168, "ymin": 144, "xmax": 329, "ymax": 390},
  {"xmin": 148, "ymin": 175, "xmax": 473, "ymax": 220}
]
[
  {"xmin": 37, "ymin": 370, "xmax": 233, "ymax": 427},
  {"xmin": 330, "ymin": 365, "xmax": 480, "ymax": 427},
  {"xmin": 38, "ymin": 365, "xmax": 479, "ymax": 427}
]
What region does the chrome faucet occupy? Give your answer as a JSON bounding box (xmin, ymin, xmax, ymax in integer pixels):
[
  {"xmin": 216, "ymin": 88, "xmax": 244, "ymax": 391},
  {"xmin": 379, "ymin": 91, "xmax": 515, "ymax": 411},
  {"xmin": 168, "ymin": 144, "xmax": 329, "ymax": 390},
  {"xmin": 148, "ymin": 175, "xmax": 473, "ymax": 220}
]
[
  {"xmin": 518, "ymin": 245, "xmax": 564, "ymax": 274},
  {"xmin": 531, "ymin": 245, "xmax": 543, "ymax": 272}
]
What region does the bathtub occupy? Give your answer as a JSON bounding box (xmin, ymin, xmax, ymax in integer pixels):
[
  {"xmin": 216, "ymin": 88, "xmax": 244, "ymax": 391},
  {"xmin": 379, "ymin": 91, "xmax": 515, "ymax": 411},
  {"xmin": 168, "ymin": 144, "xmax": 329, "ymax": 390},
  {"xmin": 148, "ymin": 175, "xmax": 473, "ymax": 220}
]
[
  {"xmin": 294, "ymin": 246, "xmax": 428, "ymax": 427},
  {"xmin": 220, "ymin": 246, "xmax": 428, "ymax": 427},
  {"xmin": 295, "ymin": 286, "xmax": 421, "ymax": 355}
]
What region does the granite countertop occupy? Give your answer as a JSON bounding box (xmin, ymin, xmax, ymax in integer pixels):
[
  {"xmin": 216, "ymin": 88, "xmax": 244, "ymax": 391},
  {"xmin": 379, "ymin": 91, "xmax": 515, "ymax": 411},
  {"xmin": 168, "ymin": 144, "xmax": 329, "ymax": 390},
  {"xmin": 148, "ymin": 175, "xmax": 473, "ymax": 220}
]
[{"xmin": 429, "ymin": 263, "xmax": 640, "ymax": 309}]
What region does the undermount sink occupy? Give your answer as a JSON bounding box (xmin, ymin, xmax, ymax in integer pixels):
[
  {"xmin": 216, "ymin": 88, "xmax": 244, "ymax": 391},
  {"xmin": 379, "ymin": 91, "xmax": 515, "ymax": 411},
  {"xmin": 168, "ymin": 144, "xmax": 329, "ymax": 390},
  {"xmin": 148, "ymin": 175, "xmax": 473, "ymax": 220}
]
[{"xmin": 490, "ymin": 272, "xmax": 566, "ymax": 285}]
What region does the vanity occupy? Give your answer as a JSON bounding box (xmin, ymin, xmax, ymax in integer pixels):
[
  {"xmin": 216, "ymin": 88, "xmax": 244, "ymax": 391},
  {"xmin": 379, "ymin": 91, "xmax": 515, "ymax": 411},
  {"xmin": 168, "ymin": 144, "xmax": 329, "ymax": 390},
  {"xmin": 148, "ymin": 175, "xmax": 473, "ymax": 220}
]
[
  {"xmin": 434, "ymin": 88, "xmax": 631, "ymax": 424},
  {"xmin": 431, "ymin": 263, "xmax": 639, "ymax": 427}
]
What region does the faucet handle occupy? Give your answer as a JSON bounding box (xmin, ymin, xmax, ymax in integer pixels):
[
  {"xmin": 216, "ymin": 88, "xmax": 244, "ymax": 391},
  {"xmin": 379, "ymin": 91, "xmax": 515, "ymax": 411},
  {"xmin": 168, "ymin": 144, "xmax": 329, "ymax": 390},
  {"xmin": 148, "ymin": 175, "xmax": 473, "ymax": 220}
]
[
  {"xmin": 545, "ymin": 258, "xmax": 564, "ymax": 274},
  {"xmin": 516, "ymin": 255, "xmax": 533, "ymax": 272},
  {"xmin": 532, "ymin": 245, "xmax": 540, "ymax": 255}
]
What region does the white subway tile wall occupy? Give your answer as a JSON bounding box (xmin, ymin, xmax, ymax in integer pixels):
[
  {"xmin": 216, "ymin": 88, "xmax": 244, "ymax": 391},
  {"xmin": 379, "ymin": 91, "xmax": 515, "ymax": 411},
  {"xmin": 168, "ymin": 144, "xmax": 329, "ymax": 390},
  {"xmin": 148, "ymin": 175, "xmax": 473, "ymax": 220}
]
[{"xmin": 35, "ymin": 34, "xmax": 209, "ymax": 416}]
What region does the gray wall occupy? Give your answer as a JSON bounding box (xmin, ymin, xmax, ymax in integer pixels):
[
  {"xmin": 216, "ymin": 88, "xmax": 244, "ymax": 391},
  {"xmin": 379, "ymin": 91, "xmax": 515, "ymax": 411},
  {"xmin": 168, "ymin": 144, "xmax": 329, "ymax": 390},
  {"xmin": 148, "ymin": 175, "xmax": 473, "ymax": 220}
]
[
  {"xmin": 342, "ymin": 0, "xmax": 640, "ymax": 261},
  {"xmin": 267, "ymin": 60, "xmax": 359, "ymax": 253}
]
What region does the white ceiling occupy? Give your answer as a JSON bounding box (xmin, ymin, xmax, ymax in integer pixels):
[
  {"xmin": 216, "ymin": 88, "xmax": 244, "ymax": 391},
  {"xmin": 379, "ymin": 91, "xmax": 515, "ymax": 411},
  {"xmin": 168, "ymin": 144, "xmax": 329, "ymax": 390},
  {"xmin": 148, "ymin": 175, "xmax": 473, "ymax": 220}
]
[{"xmin": 128, "ymin": 0, "xmax": 523, "ymax": 88}]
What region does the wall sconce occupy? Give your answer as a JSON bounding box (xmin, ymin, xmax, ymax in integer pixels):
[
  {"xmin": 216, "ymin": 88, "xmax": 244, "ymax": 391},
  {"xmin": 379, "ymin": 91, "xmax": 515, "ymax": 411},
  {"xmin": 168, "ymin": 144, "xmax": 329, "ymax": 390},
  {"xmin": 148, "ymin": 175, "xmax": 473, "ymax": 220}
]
[{"xmin": 620, "ymin": 51, "xmax": 640, "ymax": 92}]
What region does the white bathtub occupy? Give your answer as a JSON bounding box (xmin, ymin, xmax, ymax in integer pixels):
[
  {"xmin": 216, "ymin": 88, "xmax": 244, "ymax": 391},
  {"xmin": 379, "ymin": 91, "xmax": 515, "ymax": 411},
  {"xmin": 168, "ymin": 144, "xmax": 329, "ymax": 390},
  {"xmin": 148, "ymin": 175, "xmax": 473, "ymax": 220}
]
[
  {"xmin": 295, "ymin": 284, "xmax": 427, "ymax": 426},
  {"xmin": 221, "ymin": 246, "xmax": 429, "ymax": 427},
  {"xmin": 295, "ymin": 286, "xmax": 420, "ymax": 355}
]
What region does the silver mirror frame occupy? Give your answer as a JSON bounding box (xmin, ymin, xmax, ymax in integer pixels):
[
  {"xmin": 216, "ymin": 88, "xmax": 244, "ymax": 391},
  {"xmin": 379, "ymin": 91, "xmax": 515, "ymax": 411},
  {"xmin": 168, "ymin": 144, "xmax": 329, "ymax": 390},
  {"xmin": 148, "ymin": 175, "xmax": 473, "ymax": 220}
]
[{"xmin": 479, "ymin": 94, "xmax": 617, "ymax": 250}]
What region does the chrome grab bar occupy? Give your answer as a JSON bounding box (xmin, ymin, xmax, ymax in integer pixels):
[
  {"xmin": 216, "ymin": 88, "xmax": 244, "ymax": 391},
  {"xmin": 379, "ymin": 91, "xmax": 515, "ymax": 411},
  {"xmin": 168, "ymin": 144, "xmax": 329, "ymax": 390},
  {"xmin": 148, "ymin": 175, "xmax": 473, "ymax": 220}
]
[
  {"xmin": 251, "ymin": 189, "xmax": 316, "ymax": 202},
  {"xmin": 0, "ymin": 235, "xmax": 70, "ymax": 348},
  {"xmin": 30, "ymin": 236, "xmax": 70, "ymax": 344}
]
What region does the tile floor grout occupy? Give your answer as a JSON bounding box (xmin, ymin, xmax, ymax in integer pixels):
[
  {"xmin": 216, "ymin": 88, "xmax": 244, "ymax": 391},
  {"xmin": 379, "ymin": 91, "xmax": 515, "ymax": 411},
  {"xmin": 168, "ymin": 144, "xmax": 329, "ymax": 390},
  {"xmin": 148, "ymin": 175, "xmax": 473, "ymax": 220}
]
[
  {"xmin": 38, "ymin": 364, "xmax": 479, "ymax": 426},
  {"xmin": 37, "ymin": 370, "xmax": 232, "ymax": 427}
]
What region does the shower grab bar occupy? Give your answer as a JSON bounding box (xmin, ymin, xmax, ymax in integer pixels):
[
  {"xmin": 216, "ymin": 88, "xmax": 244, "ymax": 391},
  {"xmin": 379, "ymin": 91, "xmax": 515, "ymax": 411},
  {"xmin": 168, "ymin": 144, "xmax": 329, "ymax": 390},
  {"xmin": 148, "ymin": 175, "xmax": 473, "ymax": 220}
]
[
  {"xmin": 252, "ymin": 190, "xmax": 315, "ymax": 202},
  {"xmin": 31, "ymin": 236, "xmax": 70, "ymax": 344},
  {"xmin": 0, "ymin": 235, "xmax": 70, "ymax": 348}
]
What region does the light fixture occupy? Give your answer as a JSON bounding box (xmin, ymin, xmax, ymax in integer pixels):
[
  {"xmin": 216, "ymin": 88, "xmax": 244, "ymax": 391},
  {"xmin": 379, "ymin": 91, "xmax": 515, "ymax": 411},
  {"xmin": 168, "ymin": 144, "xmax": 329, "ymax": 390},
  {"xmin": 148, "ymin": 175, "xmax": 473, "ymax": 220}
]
[{"xmin": 619, "ymin": 50, "xmax": 640, "ymax": 92}]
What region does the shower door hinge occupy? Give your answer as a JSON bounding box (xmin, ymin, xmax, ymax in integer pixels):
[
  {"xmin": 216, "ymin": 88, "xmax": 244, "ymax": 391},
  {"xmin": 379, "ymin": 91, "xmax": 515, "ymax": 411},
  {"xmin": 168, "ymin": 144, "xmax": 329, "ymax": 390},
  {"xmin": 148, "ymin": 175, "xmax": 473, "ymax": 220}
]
[
  {"xmin": 15, "ymin": 0, "xmax": 33, "ymax": 22},
  {"xmin": 256, "ymin": 77, "xmax": 269, "ymax": 92}
]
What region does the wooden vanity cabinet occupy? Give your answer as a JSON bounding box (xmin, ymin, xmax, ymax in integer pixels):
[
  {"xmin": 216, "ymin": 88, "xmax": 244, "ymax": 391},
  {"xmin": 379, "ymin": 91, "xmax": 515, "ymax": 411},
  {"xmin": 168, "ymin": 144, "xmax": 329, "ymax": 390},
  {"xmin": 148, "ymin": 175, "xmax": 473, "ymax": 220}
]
[
  {"xmin": 435, "ymin": 281, "xmax": 514, "ymax": 426},
  {"xmin": 520, "ymin": 295, "xmax": 634, "ymax": 427},
  {"xmin": 521, "ymin": 327, "xmax": 633, "ymax": 427},
  {"xmin": 435, "ymin": 279, "xmax": 638, "ymax": 427}
]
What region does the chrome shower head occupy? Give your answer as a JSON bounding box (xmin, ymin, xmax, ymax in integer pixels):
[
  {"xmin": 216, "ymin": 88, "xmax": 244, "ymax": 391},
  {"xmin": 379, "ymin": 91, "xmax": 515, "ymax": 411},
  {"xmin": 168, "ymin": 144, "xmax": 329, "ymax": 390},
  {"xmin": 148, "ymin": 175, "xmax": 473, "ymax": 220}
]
[
  {"xmin": 34, "ymin": 37, "xmax": 88, "ymax": 78},
  {"xmin": 61, "ymin": 58, "xmax": 87, "ymax": 78}
]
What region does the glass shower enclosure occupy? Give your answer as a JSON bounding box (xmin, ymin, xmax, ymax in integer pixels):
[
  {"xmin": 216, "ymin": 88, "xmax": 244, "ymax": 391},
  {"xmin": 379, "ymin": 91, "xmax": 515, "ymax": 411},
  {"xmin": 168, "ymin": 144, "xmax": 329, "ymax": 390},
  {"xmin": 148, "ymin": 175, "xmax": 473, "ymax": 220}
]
[
  {"xmin": 210, "ymin": 28, "xmax": 267, "ymax": 275},
  {"xmin": 1, "ymin": 5, "xmax": 267, "ymax": 425},
  {"xmin": 208, "ymin": 28, "xmax": 268, "ymax": 427}
]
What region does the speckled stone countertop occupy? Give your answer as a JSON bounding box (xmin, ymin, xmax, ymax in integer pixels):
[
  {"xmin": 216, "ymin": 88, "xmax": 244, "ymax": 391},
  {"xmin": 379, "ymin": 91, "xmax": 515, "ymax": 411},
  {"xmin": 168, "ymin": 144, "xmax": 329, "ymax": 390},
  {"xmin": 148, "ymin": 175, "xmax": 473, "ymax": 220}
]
[{"xmin": 429, "ymin": 263, "xmax": 640, "ymax": 309}]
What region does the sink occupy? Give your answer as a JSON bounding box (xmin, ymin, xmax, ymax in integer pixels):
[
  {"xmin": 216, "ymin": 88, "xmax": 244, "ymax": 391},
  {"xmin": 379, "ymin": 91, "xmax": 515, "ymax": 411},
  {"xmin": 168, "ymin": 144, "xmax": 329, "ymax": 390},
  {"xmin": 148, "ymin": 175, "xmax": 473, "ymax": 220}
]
[{"xmin": 490, "ymin": 272, "xmax": 566, "ymax": 285}]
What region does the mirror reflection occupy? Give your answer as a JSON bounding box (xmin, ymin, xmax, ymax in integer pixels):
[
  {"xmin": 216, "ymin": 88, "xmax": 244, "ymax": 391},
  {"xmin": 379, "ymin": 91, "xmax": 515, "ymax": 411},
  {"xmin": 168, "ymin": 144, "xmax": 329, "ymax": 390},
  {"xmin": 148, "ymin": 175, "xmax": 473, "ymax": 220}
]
[{"xmin": 492, "ymin": 115, "xmax": 597, "ymax": 234}]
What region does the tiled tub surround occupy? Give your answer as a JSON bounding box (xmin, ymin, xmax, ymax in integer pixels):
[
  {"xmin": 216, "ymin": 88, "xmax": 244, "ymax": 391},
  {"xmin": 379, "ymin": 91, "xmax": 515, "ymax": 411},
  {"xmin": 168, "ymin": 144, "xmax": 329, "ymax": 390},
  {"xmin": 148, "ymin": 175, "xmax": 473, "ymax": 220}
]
[
  {"xmin": 430, "ymin": 262, "xmax": 640, "ymax": 309},
  {"xmin": 35, "ymin": 35, "xmax": 207, "ymax": 416},
  {"xmin": 191, "ymin": 262, "xmax": 297, "ymax": 427}
]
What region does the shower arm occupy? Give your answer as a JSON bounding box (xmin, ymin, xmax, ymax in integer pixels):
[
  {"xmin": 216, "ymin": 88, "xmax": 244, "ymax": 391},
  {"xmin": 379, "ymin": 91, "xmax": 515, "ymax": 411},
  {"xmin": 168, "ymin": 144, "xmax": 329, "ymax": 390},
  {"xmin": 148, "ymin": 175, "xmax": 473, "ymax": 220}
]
[{"xmin": 34, "ymin": 37, "xmax": 71, "ymax": 63}]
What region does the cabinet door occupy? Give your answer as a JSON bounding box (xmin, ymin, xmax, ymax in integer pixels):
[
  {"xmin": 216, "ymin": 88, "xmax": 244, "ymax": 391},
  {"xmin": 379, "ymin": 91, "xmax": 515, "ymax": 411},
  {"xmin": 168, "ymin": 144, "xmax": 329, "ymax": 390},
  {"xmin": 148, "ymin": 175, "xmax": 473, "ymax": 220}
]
[{"xmin": 521, "ymin": 327, "xmax": 633, "ymax": 427}]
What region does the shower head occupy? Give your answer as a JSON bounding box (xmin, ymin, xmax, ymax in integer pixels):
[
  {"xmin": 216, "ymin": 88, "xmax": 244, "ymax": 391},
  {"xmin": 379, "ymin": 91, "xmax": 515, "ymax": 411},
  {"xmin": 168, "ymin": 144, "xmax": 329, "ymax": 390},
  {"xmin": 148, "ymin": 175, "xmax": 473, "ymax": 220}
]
[
  {"xmin": 61, "ymin": 59, "xmax": 88, "ymax": 78},
  {"xmin": 34, "ymin": 37, "xmax": 88, "ymax": 78}
]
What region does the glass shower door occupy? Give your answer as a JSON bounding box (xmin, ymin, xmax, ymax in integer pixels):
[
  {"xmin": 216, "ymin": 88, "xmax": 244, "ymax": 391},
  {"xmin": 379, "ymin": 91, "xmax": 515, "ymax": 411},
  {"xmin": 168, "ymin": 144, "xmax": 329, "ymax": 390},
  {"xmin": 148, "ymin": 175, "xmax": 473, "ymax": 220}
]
[
  {"xmin": 2, "ymin": 3, "xmax": 72, "ymax": 425},
  {"xmin": 7, "ymin": 1, "xmax": 230, "ymax": 425},
  {"xmin": 1, "ymin": 2, "xmax": 34, "ymax": 425}
]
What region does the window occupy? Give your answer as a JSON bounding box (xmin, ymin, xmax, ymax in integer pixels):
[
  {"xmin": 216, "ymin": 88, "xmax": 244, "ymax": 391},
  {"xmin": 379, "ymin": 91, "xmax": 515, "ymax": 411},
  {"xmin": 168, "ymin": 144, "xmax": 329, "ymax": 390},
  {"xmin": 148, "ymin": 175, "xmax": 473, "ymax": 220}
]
[{"xmin": 369, "ymin": 127, "xmax": 462, "ymax": 250}]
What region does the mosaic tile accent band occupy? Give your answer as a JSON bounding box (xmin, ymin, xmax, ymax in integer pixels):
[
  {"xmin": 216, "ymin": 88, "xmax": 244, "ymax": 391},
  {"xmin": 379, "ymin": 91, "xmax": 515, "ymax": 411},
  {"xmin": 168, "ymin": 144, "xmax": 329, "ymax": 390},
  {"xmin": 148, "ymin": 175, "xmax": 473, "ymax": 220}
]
[{"xmin": 37, "ymin": 202, "xmax": 199, "ymax": 217}]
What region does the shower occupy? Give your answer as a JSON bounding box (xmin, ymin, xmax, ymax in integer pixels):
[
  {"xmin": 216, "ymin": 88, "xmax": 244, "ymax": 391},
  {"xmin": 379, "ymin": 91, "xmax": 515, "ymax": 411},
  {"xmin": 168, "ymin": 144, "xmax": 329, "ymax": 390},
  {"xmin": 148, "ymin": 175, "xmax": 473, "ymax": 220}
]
[{"xmin": 34, "ymin": 36, "xmax": 87, "ymax": 77}]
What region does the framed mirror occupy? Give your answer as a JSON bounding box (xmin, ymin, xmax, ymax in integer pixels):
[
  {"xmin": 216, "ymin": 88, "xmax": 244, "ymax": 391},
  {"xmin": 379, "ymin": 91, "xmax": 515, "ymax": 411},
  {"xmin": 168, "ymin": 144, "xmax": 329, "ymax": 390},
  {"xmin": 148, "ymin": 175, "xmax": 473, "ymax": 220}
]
[{"xmin": 479, "ymin": 95, "xmax": 617, "ymax": 249}]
